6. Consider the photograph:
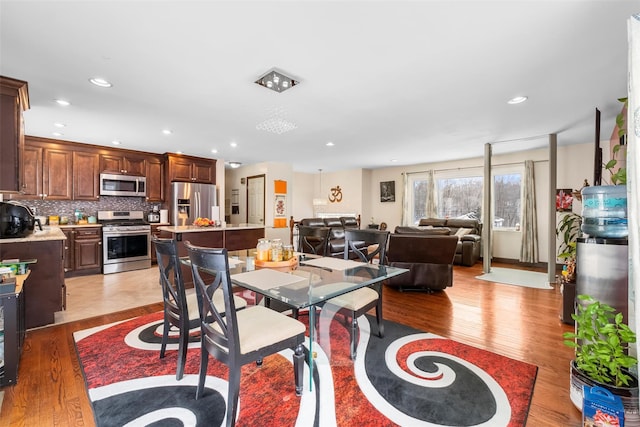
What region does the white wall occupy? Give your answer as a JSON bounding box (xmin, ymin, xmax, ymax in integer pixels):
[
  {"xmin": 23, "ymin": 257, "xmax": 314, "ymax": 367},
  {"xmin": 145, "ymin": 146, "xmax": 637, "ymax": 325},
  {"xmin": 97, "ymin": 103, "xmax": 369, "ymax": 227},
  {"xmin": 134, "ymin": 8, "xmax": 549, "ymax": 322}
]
[{"xmin": 313, "ymin": 169, "xmax": 364, "ymax": 218}]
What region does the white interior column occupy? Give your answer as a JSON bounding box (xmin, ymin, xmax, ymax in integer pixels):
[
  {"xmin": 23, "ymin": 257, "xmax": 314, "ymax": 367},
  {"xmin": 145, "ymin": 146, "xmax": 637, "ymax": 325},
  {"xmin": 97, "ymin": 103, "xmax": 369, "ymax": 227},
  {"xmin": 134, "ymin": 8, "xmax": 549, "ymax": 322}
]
[
  {"xmin": 548, "ymin": 134, "xmax": 557, "ymax": 283},
  {"xmin": 483, "ymin": 143, "xmax": 492, "ymax": 273}
]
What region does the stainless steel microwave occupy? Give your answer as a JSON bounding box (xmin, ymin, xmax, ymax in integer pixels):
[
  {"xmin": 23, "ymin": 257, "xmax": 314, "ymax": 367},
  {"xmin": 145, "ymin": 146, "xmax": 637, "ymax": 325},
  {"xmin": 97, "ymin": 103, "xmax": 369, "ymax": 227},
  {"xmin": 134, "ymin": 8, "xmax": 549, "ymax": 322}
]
[{"xmin": 99, "ymin": 173, "xmax": 147, "ymax": 197}]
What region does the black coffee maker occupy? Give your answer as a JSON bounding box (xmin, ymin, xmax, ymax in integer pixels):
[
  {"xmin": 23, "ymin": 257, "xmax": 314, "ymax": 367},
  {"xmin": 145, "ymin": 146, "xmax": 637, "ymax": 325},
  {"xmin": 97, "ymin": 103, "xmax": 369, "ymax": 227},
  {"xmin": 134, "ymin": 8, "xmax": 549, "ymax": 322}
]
[{"xmin": 0, "ymin": 201, "xmax": 43, "ymax": 239}]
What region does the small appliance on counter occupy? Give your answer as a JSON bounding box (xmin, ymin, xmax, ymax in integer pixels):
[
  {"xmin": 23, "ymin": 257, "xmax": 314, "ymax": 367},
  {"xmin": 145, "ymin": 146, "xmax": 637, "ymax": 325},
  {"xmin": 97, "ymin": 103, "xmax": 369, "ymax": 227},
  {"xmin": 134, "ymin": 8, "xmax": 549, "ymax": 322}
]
[
  {"xmin": 0, "ymin": 201, "xmax": 43, "ymax": 239},
  {"xmin": 147, "ymin": 205, "xmax": 160, "ymax": 223}
]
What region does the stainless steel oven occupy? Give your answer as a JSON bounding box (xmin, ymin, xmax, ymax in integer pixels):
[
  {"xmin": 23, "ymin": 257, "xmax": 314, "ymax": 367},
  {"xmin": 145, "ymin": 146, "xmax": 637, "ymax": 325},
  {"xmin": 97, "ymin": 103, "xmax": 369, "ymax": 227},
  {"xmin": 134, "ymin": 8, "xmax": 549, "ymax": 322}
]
[{"xmin": 98, "ymin": 211, "xmax": 151, "ymax": 274}]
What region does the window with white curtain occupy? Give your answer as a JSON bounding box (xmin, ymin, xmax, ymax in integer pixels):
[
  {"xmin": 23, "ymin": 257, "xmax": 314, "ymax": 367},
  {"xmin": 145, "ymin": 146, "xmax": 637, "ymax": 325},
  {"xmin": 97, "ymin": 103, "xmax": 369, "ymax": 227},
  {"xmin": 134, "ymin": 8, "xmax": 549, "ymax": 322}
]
[{"xmin": 406, "ymin": 165, "xmax": 523, "ymax": 226}]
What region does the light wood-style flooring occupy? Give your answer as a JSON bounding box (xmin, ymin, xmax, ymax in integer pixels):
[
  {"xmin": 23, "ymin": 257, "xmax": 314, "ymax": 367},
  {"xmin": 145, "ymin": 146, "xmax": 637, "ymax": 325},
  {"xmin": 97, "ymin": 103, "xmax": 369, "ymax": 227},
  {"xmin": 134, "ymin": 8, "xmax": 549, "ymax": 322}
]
[{"xmin": 0, "ymin": 262, "xmax": 580, "ymax": 426}]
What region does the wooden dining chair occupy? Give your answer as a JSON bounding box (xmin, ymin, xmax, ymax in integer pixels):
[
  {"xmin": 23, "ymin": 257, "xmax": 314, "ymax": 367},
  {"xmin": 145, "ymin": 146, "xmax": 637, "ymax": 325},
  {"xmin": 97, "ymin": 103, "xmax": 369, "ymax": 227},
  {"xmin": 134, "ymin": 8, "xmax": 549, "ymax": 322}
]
[
  {"xmin": 325, "ymin": 229, "xmax": 390, "ymax": 360},
  {"xmin": 153, "ymin": 236, "xmax": 247, "ymax": 381},
  {"xmin": 185, "ymin": 241, "xmax": 306, "ymax": 427},
  {"xmin": 297, "ymin": 225, "xmax": 330, "ymax": 256}
]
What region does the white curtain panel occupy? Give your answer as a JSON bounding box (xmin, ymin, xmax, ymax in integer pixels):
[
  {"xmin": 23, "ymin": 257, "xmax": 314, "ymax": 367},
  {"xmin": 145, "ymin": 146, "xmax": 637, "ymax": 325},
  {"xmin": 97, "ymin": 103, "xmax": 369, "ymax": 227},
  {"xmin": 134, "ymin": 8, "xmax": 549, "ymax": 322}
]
[
  {"xmin": 426, "ymin": 170, "xmax": 437, "ymax": 219},
  {"xmin": 401, "ymin": 172, "xmax": 409, "ymax": 226},
  {"xmin": 629, "ymin": 14, "xmax": 639, "ymax": 357},
  {"xmin": 519, "ymin": 160, "xmax": 539, "ymax": 263}
]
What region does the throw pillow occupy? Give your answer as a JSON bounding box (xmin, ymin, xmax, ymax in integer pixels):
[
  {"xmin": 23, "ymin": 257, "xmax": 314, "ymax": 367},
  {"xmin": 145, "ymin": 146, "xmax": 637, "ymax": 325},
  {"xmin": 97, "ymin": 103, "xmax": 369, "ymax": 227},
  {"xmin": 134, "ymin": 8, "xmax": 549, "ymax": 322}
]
[{"xmin": 454, "ymin": 228, "xmax": 473, "ymax": 239}]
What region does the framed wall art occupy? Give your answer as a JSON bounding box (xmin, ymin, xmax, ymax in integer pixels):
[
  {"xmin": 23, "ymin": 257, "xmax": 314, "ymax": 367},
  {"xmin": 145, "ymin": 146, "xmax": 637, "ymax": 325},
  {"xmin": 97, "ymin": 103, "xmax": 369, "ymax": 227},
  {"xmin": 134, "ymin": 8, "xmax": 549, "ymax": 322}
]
[{"xmin": 380, "ymin": 180, "xmax": 395, "ymax": 202}]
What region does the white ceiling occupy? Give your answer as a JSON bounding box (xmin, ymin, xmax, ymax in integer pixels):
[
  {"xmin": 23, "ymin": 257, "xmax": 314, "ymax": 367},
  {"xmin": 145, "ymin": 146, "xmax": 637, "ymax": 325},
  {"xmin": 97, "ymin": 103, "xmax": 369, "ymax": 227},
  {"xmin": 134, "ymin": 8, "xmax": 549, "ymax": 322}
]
[{"xmin": 1, "ymin": 1, "xmax": 637, "ymax": 173}]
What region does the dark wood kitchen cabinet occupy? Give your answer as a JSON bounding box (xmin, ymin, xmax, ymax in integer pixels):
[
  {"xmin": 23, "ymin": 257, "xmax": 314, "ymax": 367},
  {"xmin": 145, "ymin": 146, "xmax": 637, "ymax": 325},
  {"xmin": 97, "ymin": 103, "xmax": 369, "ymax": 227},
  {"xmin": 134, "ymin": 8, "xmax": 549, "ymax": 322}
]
[
  {"xmin": 63, "ymin": 226, "xmax": 102, "ymax": 277},
  {"xmin": 0, "ymin": 274, "xmax": 26, "ymax": 386},
  {"xmin": 73, "ymin": 151, "xmax": 100, "ymax": 200},
  {"xmin": 43, "ymin": 147, "xmax": 73, "ymax": 200},
  {"xmin": 166, "ymin": 154, "xmax": 216, "ymax": 184},
  {"xmin": 100, "ymin": 153, "xmax": 146, "ymax": 176},
  {"xmin": 0, "ymin": 238, "xmax": 64, "ymax": 329},
  {"xmin": 0, "ymin": 76, "xmax": 29, "ymax": 193},
  {"xmin": 150, "ymin": 224, "xmax": 162, "ymax": 264},
  {"xmin": 146, "ymin": 156, "xmax": 164, "ymax": 202},
  {"xmin": 62, "ymin": 229, "xmax": 74, "ymax": 273},
  {"xmin": 20, "ymin": 137, "xmax": 73, "ymax": 200}
]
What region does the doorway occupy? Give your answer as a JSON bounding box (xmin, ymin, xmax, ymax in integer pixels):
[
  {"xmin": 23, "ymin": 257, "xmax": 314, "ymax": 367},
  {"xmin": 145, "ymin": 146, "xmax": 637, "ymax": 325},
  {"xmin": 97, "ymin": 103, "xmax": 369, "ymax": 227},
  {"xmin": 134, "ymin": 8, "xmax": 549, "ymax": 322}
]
[{"xmin": 246, "ymin": 174, "xmax": 265, "ymax": 225}]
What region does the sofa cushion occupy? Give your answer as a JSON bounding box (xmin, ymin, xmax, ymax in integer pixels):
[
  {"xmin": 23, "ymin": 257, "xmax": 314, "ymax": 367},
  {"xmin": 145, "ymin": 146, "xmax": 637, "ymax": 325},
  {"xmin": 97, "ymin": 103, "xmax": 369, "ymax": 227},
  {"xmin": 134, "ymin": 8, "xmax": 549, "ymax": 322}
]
[
  {"xmin": 418, "ymin": 218, "xmax": 447, "ymax": 227},
  {"xmin": 445, "ymin": 218, "xmax": 481, "ymax": 234},
  {"xmin": 454, "ymin": 227, "xmax": 473, "ymax": 238},
  {"xmin": 300, "ymin": 218, "xmax": 326, "ymax": 227},
  {"xmin": 340, "ymin": 217, "xmax": 359, "ymax": 228},
  {"xmin": 394, "ymin": 226, "xmax": 451, "ymax": 235}
]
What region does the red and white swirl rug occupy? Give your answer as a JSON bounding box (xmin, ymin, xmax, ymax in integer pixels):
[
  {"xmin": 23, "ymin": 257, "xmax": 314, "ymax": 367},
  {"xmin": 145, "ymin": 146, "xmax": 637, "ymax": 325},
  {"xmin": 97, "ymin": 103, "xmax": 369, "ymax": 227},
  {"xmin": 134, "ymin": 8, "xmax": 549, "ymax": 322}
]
[{"xmin": 74, "ymin": 310, "xmax": 537, "ymax": 426}]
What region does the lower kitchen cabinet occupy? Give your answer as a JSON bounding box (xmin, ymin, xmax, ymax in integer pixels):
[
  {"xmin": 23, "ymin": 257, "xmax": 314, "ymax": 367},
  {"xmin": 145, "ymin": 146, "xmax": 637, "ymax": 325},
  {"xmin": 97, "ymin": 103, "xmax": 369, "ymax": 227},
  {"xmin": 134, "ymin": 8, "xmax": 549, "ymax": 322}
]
[
  {"xmin": 150, "ymin": 224, "xmax": 163, "ymax": 264},
  {"xmin": 63, "ymin": 226, "xmax": 102, "ymax": 277},
  {"xmin": 0, "ymin": 239, "xmax": 64, "ymax": 329},
  {"xmin": 0, "ymin": 274, "xmax": 26, "ymax": 387}
]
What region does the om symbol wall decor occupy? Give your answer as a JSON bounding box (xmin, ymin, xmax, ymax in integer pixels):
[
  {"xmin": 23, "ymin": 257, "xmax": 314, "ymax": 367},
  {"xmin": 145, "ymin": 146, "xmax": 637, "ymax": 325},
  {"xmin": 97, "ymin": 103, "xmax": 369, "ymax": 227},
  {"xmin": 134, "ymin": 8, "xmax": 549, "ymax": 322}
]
[{"xmin": 329, "ymin": 185, "xmax": 343, "ymax": 203}]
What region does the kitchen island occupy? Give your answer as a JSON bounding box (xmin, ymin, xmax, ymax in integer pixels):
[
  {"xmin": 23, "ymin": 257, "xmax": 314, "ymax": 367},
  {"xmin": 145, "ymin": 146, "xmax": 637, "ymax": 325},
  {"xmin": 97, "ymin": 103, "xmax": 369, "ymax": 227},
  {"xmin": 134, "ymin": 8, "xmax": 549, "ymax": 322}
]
[
  {"xmin": 0, "ymin": 227, "xmax": 66, "ymax": 328},
  {"xmin": 157, "ymin": 223, "xmax": 265, "ymax": 251},
  {"xmin": 157, "ymin": 224, "xmax": 265, "ymax": 287}
]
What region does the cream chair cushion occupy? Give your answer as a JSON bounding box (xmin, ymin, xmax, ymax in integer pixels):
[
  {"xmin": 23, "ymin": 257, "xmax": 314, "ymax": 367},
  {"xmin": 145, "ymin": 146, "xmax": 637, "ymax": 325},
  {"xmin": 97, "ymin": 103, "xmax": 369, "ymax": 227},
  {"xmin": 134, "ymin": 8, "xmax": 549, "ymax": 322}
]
[
  {"xmin": 326, "ymin": 287, "xmax": 378, "ymax": 311},
  {"xmin": 212, "ymin": 306, "xmax": 306, "ymax": 355}
]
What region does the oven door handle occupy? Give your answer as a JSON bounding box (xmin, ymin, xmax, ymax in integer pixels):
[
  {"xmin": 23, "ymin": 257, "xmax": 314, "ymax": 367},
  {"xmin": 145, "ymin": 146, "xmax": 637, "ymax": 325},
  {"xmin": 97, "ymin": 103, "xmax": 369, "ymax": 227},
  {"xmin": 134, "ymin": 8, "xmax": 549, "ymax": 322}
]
[{"xmin": 103, "ymin": 229, "xmax": 151, "ymax": 236}]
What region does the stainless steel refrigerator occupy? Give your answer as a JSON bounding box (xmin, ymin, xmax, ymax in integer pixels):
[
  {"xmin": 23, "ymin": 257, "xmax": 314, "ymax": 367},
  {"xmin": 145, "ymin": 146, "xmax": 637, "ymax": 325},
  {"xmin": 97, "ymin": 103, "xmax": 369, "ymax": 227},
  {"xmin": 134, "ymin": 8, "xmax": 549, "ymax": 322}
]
[{"xmin": 171, "ymin": 182, "xmax": 218, "ymax": 226}]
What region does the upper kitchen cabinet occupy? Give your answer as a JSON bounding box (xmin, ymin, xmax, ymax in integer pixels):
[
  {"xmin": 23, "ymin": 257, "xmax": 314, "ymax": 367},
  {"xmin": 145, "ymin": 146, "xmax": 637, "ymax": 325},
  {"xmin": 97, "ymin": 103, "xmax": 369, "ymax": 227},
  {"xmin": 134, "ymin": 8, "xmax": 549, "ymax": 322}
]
[
  {"xmin": 73, "ymin": 151, "xmax": 100, "ymax": 200},
  {"xmin": 100, "ymin": 153, "xmax": 146, "ymax": 176},
  {"xmin": 0, "ymin": 76, "xmax": 29, "ymax": 193},
  {"xmin": 166, "ymin": 153, "xmax": 216, "ymax": 184},
  {"xmin": 20, "ymin": 137, "xmax": 73, "ymax": 200},
  {"xmin": 146, "ymin": 155, "xmax": 164, "ymax": 202}
]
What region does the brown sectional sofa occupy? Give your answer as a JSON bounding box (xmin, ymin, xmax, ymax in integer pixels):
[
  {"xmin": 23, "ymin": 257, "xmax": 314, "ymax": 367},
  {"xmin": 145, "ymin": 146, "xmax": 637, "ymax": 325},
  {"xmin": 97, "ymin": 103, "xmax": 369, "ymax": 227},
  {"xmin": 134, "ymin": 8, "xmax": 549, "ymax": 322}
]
[
  {"xmin": 295, "ymin": 216, "xmax": 363, "ymax": 258},
  {"xmin": 385, "ymin": 234, "xmax": 459, "ymax": 292},
  {"xmin": 394, "ymin": 217, "xmax": 482, "ymax": 266}
]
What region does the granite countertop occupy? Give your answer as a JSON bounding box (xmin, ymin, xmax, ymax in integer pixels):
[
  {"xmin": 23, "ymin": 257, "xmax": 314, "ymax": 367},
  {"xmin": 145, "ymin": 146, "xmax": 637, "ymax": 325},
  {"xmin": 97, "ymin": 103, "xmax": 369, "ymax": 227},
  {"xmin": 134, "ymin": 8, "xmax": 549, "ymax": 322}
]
[
  {"xmin": 58, "ymin": 223, "xmax": 102, "ymax": 228},
  {"xmin": 0, "ymin": 226, "xmax": 67, "ymax": 243},
  {"xmin": 159, "ymin": 224, "xmax": 265, "ymax": 233}
]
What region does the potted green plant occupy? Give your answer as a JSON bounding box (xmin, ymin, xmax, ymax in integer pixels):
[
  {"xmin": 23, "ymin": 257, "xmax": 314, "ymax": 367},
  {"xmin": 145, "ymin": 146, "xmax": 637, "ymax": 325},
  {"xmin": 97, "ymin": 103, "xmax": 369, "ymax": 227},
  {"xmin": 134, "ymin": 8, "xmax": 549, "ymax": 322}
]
[
  {"xmin": 556, "ymin": 212, "xmax": 582, "ymax": 283},
  {"xmin": 563, "ymin": 294, "xmax": 638, "ymax": 417},
  {"xmin": 609, "ymin": 96, "xmax": 628, "ymax": 185}
]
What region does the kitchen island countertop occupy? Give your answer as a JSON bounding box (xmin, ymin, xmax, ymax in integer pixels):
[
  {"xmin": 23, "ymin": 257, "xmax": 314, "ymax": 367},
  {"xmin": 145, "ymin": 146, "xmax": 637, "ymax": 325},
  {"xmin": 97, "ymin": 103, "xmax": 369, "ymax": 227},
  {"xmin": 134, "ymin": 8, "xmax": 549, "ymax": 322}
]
[
  {"xmin": 158, "ymin": 224, "xmax": 264, "ymax": 233},
  {"xmin": 0, "ymin": 226, "xmax": 67, "ymax": 243}
]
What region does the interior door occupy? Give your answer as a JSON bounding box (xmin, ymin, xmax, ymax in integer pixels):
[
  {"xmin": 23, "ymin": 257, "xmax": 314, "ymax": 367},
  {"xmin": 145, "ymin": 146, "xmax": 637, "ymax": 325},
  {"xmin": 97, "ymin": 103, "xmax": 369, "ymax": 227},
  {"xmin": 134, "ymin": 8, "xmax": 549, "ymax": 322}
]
[{"xmin": 247, "ymin": 175, "xmax": 265, "ymax": 225}]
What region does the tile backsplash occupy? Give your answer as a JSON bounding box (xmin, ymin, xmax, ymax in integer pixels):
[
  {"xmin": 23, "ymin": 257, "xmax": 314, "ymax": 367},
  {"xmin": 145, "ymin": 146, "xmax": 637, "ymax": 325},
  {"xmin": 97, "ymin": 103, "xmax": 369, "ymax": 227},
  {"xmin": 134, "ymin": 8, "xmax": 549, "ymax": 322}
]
[{"xmin": 17, "ymin": 197, "xmax": 165, "ymax": 222}]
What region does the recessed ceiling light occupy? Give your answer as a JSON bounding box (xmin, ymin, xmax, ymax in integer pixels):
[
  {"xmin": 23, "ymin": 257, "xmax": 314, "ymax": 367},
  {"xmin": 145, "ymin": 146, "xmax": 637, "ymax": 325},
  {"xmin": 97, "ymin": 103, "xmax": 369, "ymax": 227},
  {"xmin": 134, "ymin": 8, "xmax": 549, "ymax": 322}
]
[
  {"xmin": 52, "ymin": 132, "xmax": 64, "ymax": 136},
  {"xmin": 211, "ymin": 149, "xmax": 218, "ymax": 154},
  {"xmin": 112, "ymin": 140, "xmax": 121, "ymax": 145},
  {"xmin": 230, "ymin": 142, "xmax": 237, "ymax": 148},
  {"xmin": 507, "ymin": 96, "xmax": 528, "ymax": 104},
  {"xmin": 391, "ymin": 159, "xmax": 398, "ymax": 162},
  {"xmin": 89, "ymin": 77, "xmax": 113, "ymax": 88},
  {"xmin": 55, "ymin": 99, "xmax": 70, "ymax": 106},
  {"xmin": 162, "ymin": 129, "xmax": 172, "ymax": 135},
  {"xmin": 229, "ymin": 161, "xmax": 242, "ymax": 168},
  {"xmin": 326, "ymin": 142, "xmax": 335, "ymax": 147},
  {"xmin": 54, "ymin": 122, "xmax": 66, "ymax": 128}
]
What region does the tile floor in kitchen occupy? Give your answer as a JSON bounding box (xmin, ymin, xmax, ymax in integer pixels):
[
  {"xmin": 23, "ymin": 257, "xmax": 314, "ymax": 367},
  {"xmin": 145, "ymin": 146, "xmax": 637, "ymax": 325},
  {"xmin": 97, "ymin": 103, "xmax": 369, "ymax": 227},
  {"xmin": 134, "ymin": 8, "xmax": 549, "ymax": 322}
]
[{"xmin": 54, "ymin": 266, "xmax": 170, "ymax": 325}]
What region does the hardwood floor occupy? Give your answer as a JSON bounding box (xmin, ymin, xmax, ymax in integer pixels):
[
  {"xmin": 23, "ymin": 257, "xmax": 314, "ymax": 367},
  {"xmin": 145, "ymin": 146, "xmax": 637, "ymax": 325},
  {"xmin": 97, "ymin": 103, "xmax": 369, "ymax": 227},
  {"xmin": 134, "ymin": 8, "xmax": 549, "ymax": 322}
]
[{"xmin": 0, "ymin": 262, "xmax": 580, "ymax": 426}]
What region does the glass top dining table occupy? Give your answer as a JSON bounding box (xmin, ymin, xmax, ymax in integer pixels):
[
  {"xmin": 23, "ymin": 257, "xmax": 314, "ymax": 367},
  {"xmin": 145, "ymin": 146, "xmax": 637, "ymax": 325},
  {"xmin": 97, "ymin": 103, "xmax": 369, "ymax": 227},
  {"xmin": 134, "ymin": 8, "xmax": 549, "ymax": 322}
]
[{"xmin": 181, "ymin": 249, "xmax": 408, "ymax": 391}]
